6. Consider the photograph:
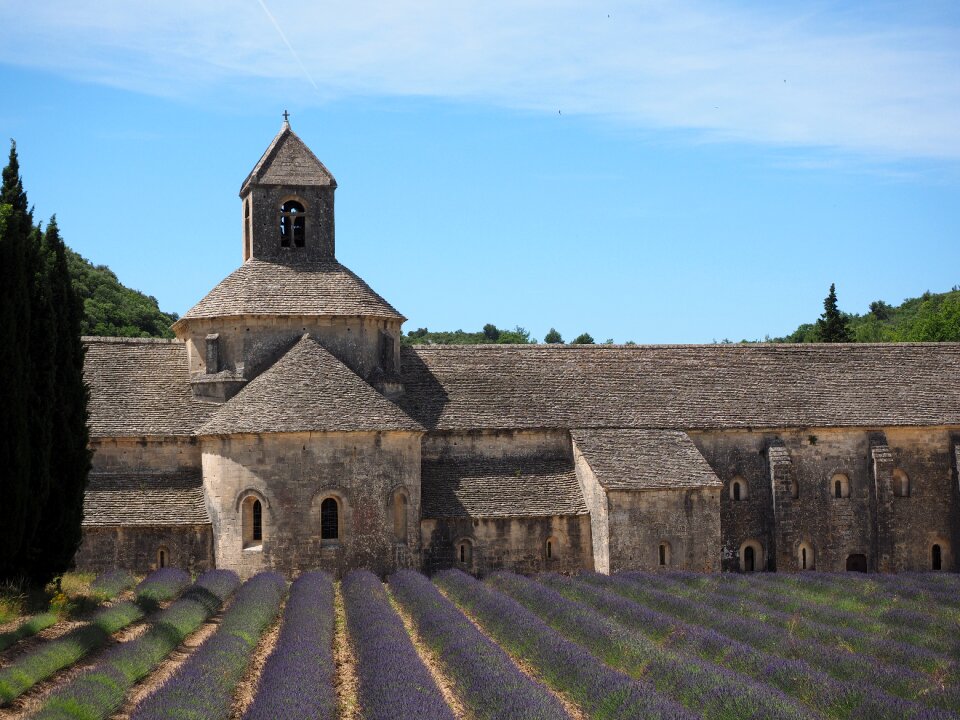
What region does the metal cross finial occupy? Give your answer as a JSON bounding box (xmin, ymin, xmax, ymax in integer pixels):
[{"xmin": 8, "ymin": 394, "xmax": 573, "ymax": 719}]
[{"xmin": 282, "ymin": 109, "xmax": 290, "ymax": 124}]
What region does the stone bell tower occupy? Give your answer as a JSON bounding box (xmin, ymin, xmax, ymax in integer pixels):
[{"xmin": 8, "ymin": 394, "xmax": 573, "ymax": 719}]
[
  {"xmin": 239, "ymin": 114, "xmax": 337, "ymax": 264},
  {"xmin": 172, "ymin": 115, "xmax": 405, "ymax": 403}
]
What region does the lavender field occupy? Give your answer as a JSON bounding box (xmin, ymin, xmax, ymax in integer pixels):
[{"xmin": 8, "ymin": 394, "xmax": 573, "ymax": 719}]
[{"xmin": 1, "ymin": 569, "xmax": 958, "ymax": 720}]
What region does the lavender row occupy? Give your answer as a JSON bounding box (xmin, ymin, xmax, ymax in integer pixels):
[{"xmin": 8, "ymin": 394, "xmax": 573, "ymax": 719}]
[
  {"xmin": 33, "ymin": 569, "xmax": 241, "ymax": 720},
  {"xmin": 627, "ymin": 572, "xmax": 955, "ymax": 674},
  {"xmin": 130, "ymin": 572, "xmax": 286, "ymax": 720},
  {"xmin": 0, "ymin": 612, "xmax": 58, "ymax": 653},
  {"xmin": 89, "ymin": 569, "xmax": 137, "ymax": 602},
  {"xmin": 244, "ymin": 572, "xmax": 336, "ymax": 720},
  {"xmin": 434, "ymin": 569, "xmax": 695, "ymax": 720},
  {"xmin": 543, "ymin": 574, "xmax": 954, "ymax": 720},
  {"xmin": 592, "ymin": 573, "xmax": 952, "ymax": 710},
  {"xmin": 0, "ymin": 566, "xmax": 186, "ymax": 704},
  {"xmin": 489, "ymin": 571, "xmax": 814, "ymax": 720},
  {"xmin": 133, "ymin": 568, "xmax": 192, "ymax": 611},
  {"xmin": 390, "ymin": 569, "xmax": 569, "ymax": 720},
  {"xmin": 342, "ymin": 570, "xmax": 455, "ymax": 720}
]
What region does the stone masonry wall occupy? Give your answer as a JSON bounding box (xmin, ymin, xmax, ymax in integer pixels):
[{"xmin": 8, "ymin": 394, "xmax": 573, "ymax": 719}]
[
  {"xmin": 572, "ymin": 440, "xmax": 610, "ymax": 573},
  {"xmin": 90, "ymin": 437, "xmax": 202, "ymax": 473},
  {"xmin": 606, "ymin": 488, "xmax": 721, "ymax": 572},
  {"xmin": 180, "ymin": 314, "xmax": 402, "ymax": 387},
  {"xmin": 420, "ymin": 515, "xmax": 592, "ymax": 576},
  {"xmin": 75, "ymin": 525, "xmax": 213, "ymax": 575},
  {"xmin": 201, "ymin": 430, "xmax": 421, "ymax": 578}
]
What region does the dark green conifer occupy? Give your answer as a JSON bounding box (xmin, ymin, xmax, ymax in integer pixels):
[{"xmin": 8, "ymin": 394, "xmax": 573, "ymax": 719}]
[
  {"xmin": 815, "ymin": 283, "xmax": 853, "ymax": 343},
  {"xmin": 30, "ymin": 217, "xmax": 91, "ymax": 582},
  {"xmin": 0, "ymin": 142, "xmax": 37, "ymax": 580},
  {"xmin": 544, "ymin": 328, "xmax": 563, "ymax": 344}
]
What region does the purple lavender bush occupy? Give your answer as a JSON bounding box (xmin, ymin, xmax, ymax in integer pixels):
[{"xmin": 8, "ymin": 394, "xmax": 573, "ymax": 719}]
[
  {"xmin": 390, "ymin": 569, "xmax": 568, "ymax": 720},
  {"xmin": 134, "ymin": 568, "xmax": 191, "ymax": 611},
  {"xmin": 130, "ymin": 571, "xmax": 285, "ymax": 720},
  {"xmin": 244, "ymin": 571, "xmax": 336, "ymax": 720},
  {"xmin": 488, "ymin": 572, "xmax": 813, "ymax": 720},
  {"xmin": 34, "ymin": 569, "xmax": 241, "ymax": 720},
  {"xmin": 435, "ymin": 569, "xmax": 695, "ymax": 720},
  {"xmin": 343, "ymin": 569, "xmax": 455, "ymax": 720},
  {"xmin": 89, "ymin": 569, "xmax": 136, "ymax": 601}
]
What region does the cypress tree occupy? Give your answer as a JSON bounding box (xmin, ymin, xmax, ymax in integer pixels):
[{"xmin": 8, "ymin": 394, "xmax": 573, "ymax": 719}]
[
  {"xmin": 0, "ymin": 142, "xmax": 37, "ymax": 580},
  {"xmin": 30, "ymin": 217, "xmax": 91, "ymax": 582},
  {"xmin": 815, "ymin": 283, "xmax": 853, "ymax": 343}
]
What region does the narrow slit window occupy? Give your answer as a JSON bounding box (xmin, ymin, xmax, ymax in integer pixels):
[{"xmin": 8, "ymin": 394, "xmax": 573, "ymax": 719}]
[
  {"xmin": 321, "ymin": 498, "xmax": 339, "ymax": 541},
  {"xmin": 932, "ymin": 544, "xmax": 942, "ymax": 571},
  {"xmin": 252, "ymin": 499, "xmax": 262, "ymax": 542}
]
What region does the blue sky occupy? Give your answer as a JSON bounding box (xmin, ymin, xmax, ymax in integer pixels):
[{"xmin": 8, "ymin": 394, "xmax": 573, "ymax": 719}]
[{"xmin": 1, "ymin": 1, "xmax": 958, "ymax": 343}]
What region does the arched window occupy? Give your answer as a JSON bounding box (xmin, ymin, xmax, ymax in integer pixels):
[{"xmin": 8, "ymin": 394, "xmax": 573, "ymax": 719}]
[
  {"xmin": 157, "ymin": 546, "xmax": 169, "ymax": 569},
  {"xmin": 832, "ymin": 473, "xmax": 850, "ymax": 499},
  {"xmin": 242, "ymin": 496, "xmax": 264, "ymax": 549},
  {"xmin": 932, "ymin": 544, "xmax": 942, "ymax": 571},
  {"xmin": 658, "ymin": 542, "xmax": 671, "ymax": 567},
  {"xmin": 730, "ymin": 476, "xmax": 748, "ymax": 501},
  {"xmin": 457, "ymin": 539, "xmax": 473, "ymax": 566},
  {"xmin": 321, "ymin": 497, "xmax": 339, "ymax": 541},
  {"xmin": 279, "ymin": 200, "xmax": 306, "ymax": 248},
  {"xmin": 797, "ymin": 542, "xmax": 815, "ymax": 570},
  {"xmin": 893, "ymin": 469, "xmax": 910, "ymax": 498},
  {"xmin": 545, "ymin": 536, "xmax": 559, "ymax": 561},
  {"xmin": 392, "ymin": 489, "xmax": 408, "ymax": 543},
  {"xmin": 739, "ymin": 539, "xmax": 763, "ymax": 573}
]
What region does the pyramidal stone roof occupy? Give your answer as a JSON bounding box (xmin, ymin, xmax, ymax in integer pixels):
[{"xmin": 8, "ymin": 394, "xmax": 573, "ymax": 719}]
[
  {"xmin": 572, "ymin": 429, "xmax": 722, "ymax": 490},
  {"xmin": 421, "ymin": 455, "xmax": 588, "ymax": 518},
  {"xmin": 240, "ymin": 122, "xmax": 336, "ymax": 195},
  {"xmin": 199, "ymin": 335, "xmax": 423, "ymax": 435},
  {"xmin": 399, "ymin": 342, "xmax": 960, "ymax": 431},
  {"xmin": 175, "ymin": 259, "xmax": 405, "ymax": 324},
  {"xmin": 84, "ymin": 337, "xmax": 216, "ymax": 438}
]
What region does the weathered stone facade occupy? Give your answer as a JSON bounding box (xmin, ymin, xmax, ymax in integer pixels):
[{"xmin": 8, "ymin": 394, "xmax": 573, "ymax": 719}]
[{"xmin": 75, "ymin": 120, "xmax": 960, "ymax": 578}]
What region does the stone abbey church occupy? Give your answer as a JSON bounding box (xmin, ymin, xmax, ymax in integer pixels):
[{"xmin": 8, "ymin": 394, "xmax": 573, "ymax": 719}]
[{"xmin": 77, "ymin": 121, "xmax": 960, "ymax": 579}]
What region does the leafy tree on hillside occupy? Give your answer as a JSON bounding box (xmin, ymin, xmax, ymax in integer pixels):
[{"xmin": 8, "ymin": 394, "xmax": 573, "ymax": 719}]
[
  {"xmin": 544, "ymin": 328, "xmax": 563, "ymax": 344},
  {"xmin": 402, "ymin": 325, "xmax": 535, "ymax": 346},
  {"xmin": 572, "ymin": 332, "xmax": 595, "ymax": 344},
  {"xmin": 815, "ymin": 283, "xmax": 853, "ymax": 343}
]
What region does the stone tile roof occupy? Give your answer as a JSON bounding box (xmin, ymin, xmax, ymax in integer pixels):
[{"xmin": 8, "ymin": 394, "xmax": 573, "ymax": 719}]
[
  {"xmin": 572, "ymin": 429, "xmax": 722, "ymax": 490},
  {"xmin": 240, "ymin": 123, "xmax": 336, "ymax": 195},
  {"xmin": 400, "ymin": 343, "xmax": 960, "ymax": 431},
  {"xmin": 176, "ymin": 259, "xmax": 404, "ymax": 324},
  {"xmin": 83, "ymin": 471, "xmax": 210, "ymax": 526},
  {"xmin": 84, "ymin": 337, "xmax": 216, "ymax": 438},
  {"xmin": 199, "ymin": 335, "xmax": 423, "ymax": 435},
  {"xmin": 422, "ymin": 455, "xmax": 588, "ymax": 518}
]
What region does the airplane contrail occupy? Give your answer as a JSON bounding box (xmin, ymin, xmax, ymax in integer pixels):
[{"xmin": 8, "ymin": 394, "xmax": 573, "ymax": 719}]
[{"xmin": 255, "ymin": 0, "xmax": 320, "ymax": 92}]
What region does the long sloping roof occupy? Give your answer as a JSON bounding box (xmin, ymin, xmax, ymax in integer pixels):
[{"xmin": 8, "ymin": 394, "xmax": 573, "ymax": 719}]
[
  {"xmin": 176, "ymin": 259, "xmax": 404, "ymax": 324},
  {"xmin": 572, "ymin": 429, "xmax": 722, "ymax": 490},
  {"xmin": 399, "ymin": 343, "xmax": 960, "ymax": 431},
  {"xmin": 421, "ymin": 455, "xmax": 588, "ymax": 518},
  {"xmin": 83, "ymin": 471, "xmax": 209, "ymax": 526},
  {"xmin": 84, "ymin": 338, "xmax": 215, "ymax": 438},
  {"xmin": 240, "ymin": 123, "xmax": 336, "ymax": 195},
  {"xmin": 199, "ymin": 335, "xmax": 423, "ymax": 435}
]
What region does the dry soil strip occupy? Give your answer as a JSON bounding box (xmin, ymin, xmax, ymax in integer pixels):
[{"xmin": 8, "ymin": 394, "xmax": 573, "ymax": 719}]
[
  {"xmin": 386, "ymin": 588, "xmax": 467, "ymax": 720},
  {"xmin": 228, "ymin": 597, "xmax": 286, "ymax": 720},
  {"xmin": 434, "ymin": 584, "xmax": 586, "ymax": 720},
  {"xmin": 333, "ymin": 583, "xmax": 360, "ymax": 720}
]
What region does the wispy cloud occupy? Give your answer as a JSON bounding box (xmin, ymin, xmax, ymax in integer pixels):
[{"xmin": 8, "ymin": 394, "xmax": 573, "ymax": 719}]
[
  {"xmin": 1, "ymin": 1, "xmax": 958, "ymax": 160},
  {"xmin": 253, "ymin": 0, "xmax": 318, "ymax": 92}
]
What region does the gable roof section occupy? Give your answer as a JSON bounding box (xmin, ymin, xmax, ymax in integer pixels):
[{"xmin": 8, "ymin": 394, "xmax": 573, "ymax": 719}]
[
  {"xmin": 84, "ymin": 337, "xmax": 215, "ymax": 438},
  {"xmin": 199, "ymin": 335, "xmax": 422, "ymax": 435},
  {"xmin": 399, "ymin": 342, "xmax": 960, "ymax": 431},
  {"xmin": 176, "ymin": 259, "xmax": 404, "ymax": 324},
  {"xmin": 421, "ymin": 455, "xmax": 588, "ymax": 518},
  {"xmin": 572, "ymin": 429, "xmax": 721, "ymax": 490},
  {"xmin": 83, "ymin": 470, "xmax": 209, "ymax": 526},
  {"xmin": 241, "ymin": 124, "xmax": 336, "ymax": 195}
]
